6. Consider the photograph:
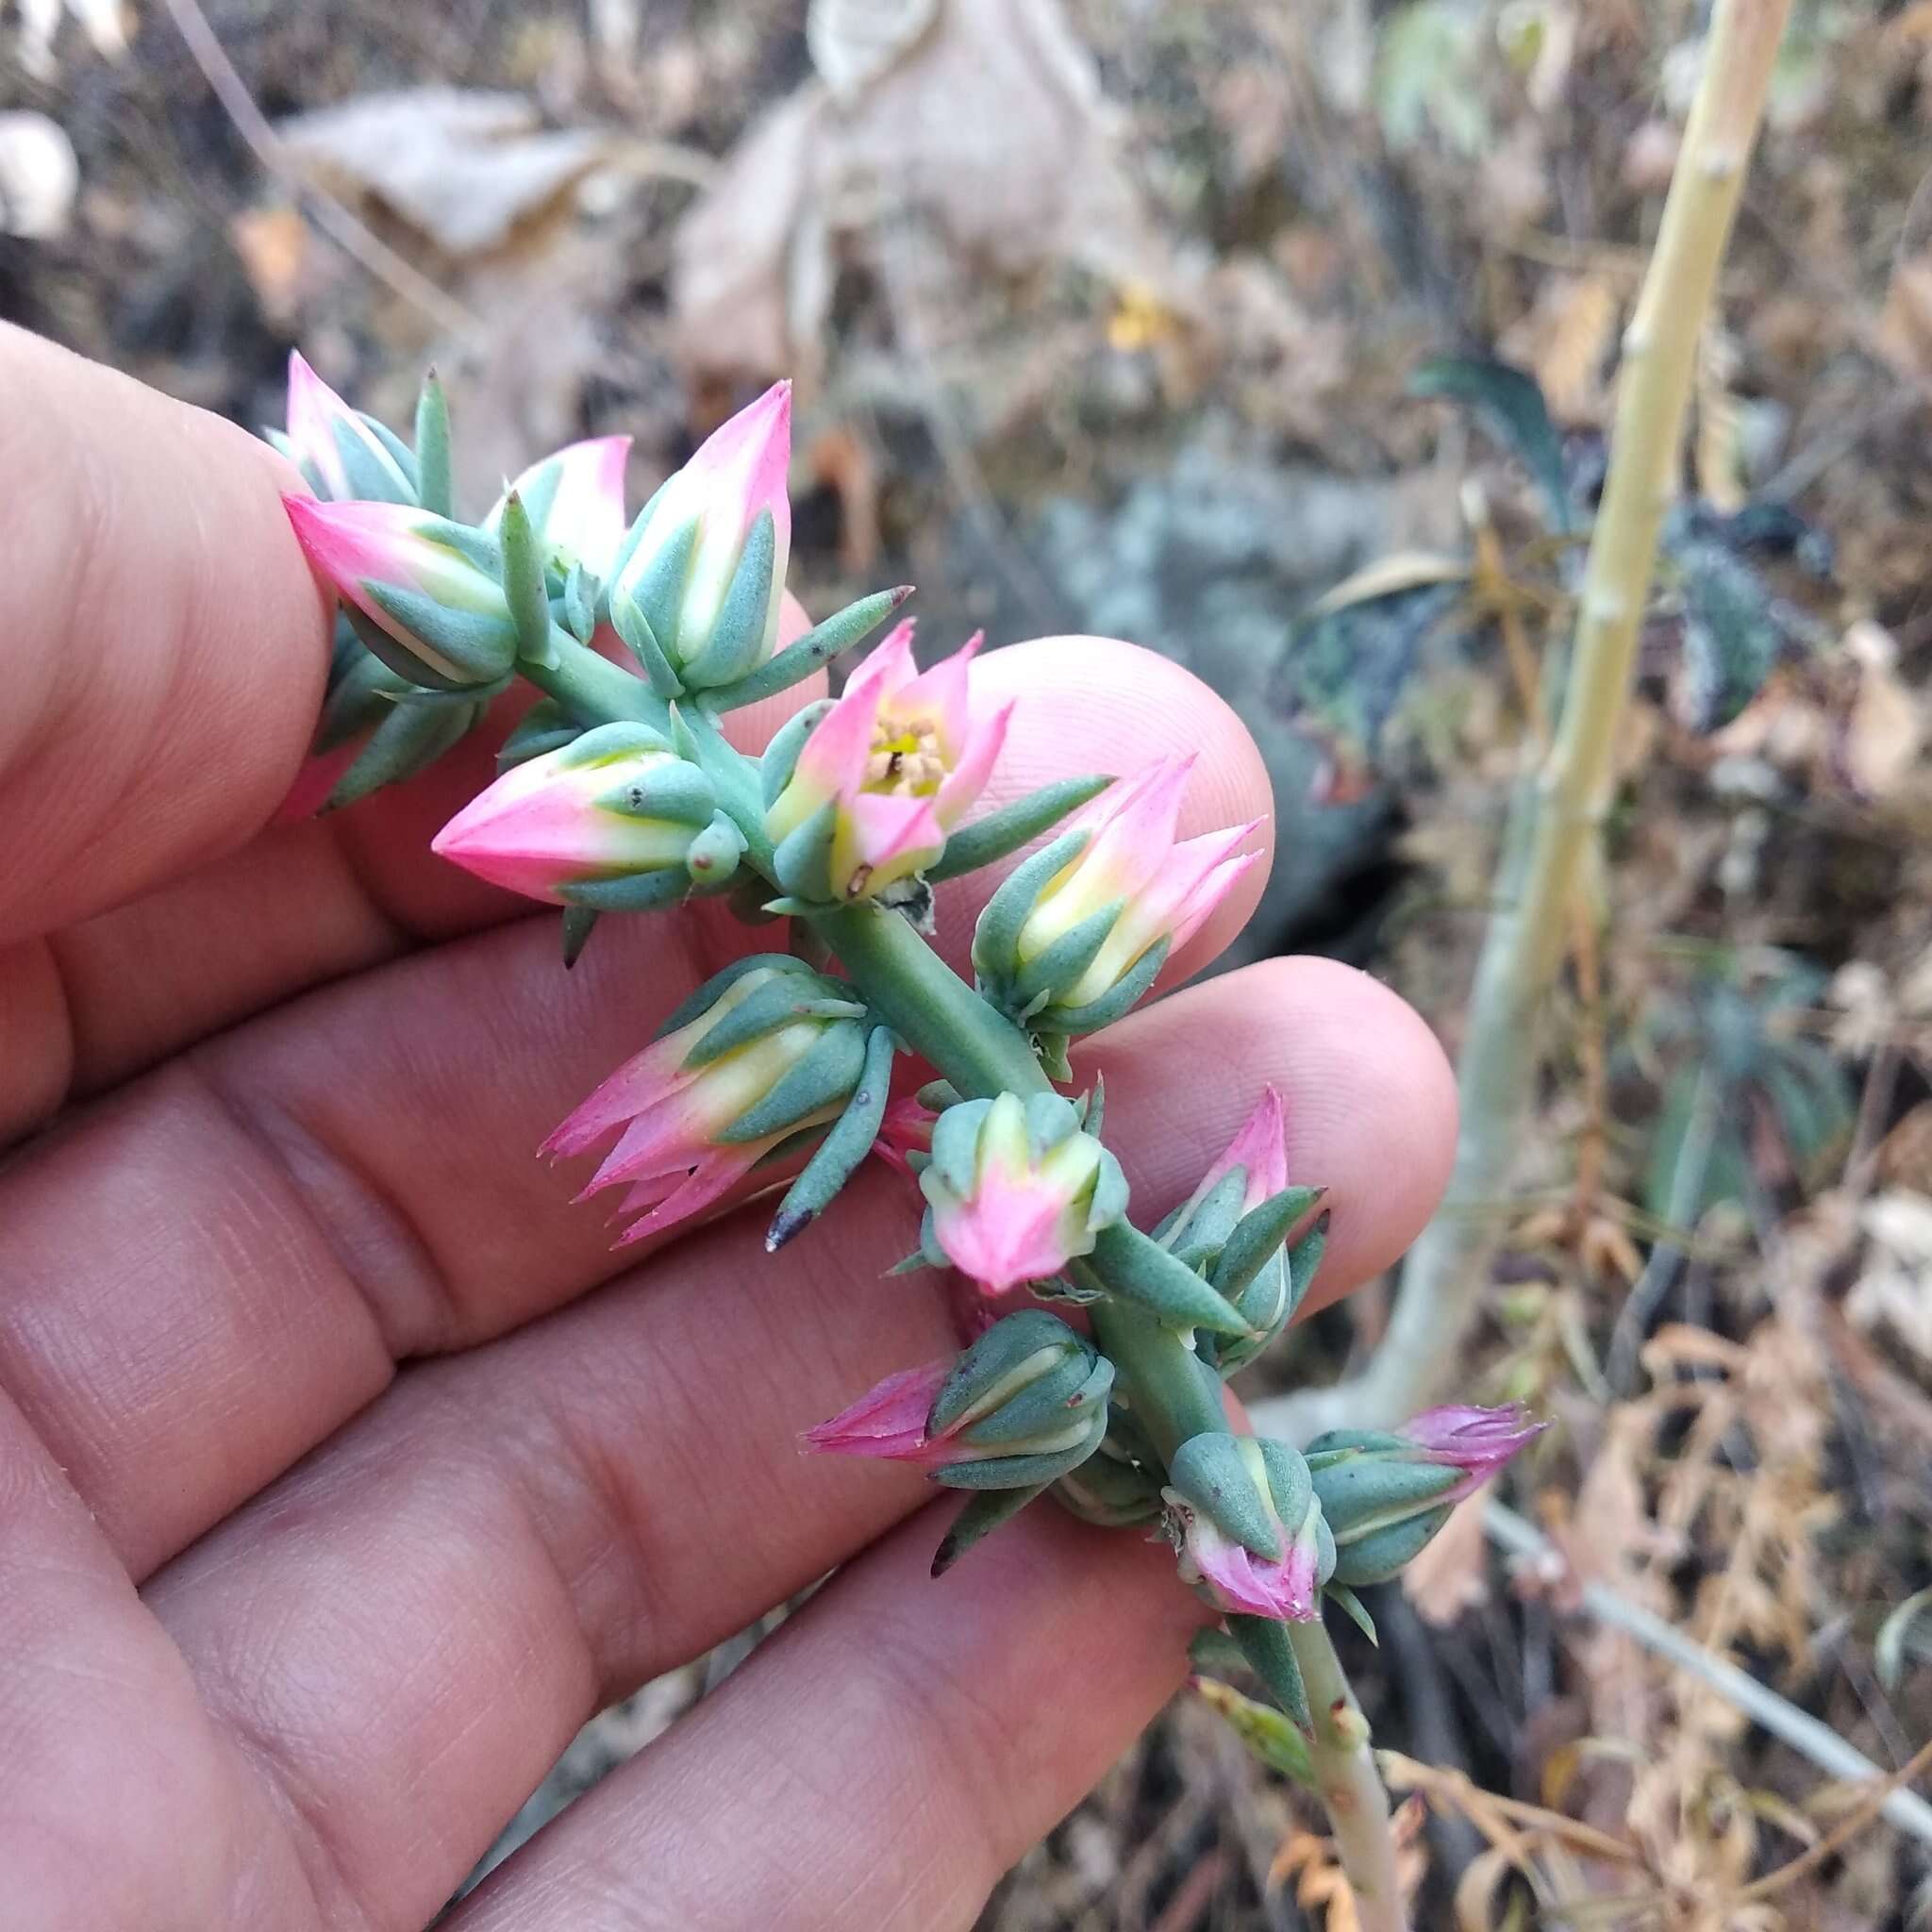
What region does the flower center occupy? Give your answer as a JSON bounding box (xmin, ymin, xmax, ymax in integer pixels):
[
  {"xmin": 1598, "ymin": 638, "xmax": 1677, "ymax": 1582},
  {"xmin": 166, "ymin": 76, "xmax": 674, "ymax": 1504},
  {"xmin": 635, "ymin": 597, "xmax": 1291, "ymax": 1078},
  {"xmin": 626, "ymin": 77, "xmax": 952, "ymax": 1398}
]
[{"xmin": 862, "ymin": 717, "xmax": 946, "ymax": 797}]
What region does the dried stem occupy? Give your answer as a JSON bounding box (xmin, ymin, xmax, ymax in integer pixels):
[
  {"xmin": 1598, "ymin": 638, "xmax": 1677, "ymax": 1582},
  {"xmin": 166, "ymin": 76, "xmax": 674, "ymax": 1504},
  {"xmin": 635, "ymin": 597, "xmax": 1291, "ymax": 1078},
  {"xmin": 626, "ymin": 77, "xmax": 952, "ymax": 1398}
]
[
  {"xmin": 1287, "ymin": 1618, "xmax": 1409, "ymax": 1932},
  {"xmin": 1484, "ymin": 1500, "xmax": 1932, "ymax": 1850},
  {"xmin": 1255, "ymin": 0, "xmax": 1793, "ymax": 1440}
]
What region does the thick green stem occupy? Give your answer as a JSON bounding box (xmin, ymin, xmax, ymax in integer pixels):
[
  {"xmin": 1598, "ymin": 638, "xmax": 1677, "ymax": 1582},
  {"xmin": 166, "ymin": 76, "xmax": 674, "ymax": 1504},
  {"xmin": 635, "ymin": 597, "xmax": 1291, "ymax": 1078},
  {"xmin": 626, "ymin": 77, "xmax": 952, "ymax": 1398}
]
[
  {"xmin": 1253, "ymin": 0, "xmax": 1792, "ymax": 1441},
  {"xmin": 814, "ymin": 902, "xmax": 1050, "ymax": 1100},
  {"xmin": 1289, "ymin": 1618, "xmax": 1408, "ymax": 1932},
  {"xmin": 518, "ymin": 636, "xmax": 665, "ymax": 730},
  {"xmin": 1087, "ymin": 1296, "xmax": 1225, "ymax": 1463}
]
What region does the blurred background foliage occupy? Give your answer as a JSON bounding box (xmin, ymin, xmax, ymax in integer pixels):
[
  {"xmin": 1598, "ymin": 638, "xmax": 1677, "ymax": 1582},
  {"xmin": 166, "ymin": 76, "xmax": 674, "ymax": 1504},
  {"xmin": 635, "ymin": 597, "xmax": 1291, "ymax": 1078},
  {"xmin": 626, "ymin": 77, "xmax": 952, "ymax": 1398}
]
[{"xmin": 7, "ymin": 0, "xmax": 1932, "ymax": 1924}]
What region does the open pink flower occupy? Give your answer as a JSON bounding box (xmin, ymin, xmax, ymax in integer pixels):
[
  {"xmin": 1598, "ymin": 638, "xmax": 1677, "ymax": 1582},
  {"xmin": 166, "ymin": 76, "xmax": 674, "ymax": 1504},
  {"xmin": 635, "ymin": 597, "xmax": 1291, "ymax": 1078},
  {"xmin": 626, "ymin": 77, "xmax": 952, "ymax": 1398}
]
[
  {"xmin": 1164, "ymin": 1492, "xmax": 1322, "ymax": 1622},
  {"xmin": 1397, "ymin": 1403, "xmax": 1544, "ymax": 1502},
  {"xmin": 610, "ymin": 381, "xmax": 791, "ymax": 686},
  {"xmin": 1007, "ymin": 755, "xmax": 1259, "ymax": 1013},
  {"xmin": 764, "ymin": 622, "xmax": 1012, "ymax": 902},
  {"xmin": 917, "ymin": 1091, "xmax": 1126, "ymax": 1293},
  {"xmin": 543, "ymin": 960, "xmax": 868, "ymax": 1248},
  {"xmin": 281, "ymin": 350, "xmax": 413, "ymax": 503},
  {"xmin": 283, "ymin": 496, "xmax": 515, "ymax": 689},
  {"xmin": 431, "ymin": 725, "xmax": 729, "ymax": 905},
  {"xmin": 487, "ymin": 435, "xmax": 633, "ymax": 581}
]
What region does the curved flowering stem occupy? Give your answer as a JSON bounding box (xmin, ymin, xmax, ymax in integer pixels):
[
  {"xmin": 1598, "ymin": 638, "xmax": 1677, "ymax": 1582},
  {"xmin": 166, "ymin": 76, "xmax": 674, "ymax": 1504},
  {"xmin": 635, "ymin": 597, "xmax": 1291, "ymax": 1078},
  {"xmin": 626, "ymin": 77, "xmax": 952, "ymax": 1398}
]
[{"xmin": 1286, "ymin": 1619, "xmax": 1408, "ymax": 1932}]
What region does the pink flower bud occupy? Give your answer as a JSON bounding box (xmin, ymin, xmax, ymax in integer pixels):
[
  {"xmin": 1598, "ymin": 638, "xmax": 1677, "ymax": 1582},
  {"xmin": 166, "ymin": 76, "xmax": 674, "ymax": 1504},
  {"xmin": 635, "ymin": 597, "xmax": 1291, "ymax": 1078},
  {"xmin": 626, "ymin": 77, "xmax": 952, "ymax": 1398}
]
[
  {"xmin": 1170, "ymin": 1508, "xmax": 1322, "ymax": 1620},
  {"xmin": 1179, "ymin": 1086, "xmax": 1288, "ymax": 1224},
  {"xmin": 1008, "ymin": 755, "xmax": 1259, "ymax": 1014},
  {"xmin": 283, "ymin": 496, "xmax": 516, "ymax": 689},
  {"xmin": 1397, "ymin": 1403, "xmax": 1544, "ymax": 1502},
  {"xmin": 764, "ymin": 622, "xmax": 1012, "ymax": 902},
  {"xmin": 610, "ymin": 382, "xmax": 792, "ymax": 686},
  {"xmin": 486, "ymin": 436, "xmax": 632, "ymax": 581},
  {"xmin": 431, "ymin": 725, "xmax": 728, "ymax": 906},
  {"xmin": 1162, "ymin": 1439, "xmax": 1324, "ymax": 1622},
  {"xmin": 541, "ymin": 959, "xmax": 870, "ymax": 1247},
  {"xmin": 803, "ymin": 1359, "xmax": 957, "ymax": 1463},
  {"xmin": 806, "ymin": 1309, "xmax": 1110, "ymax": 1481},
  {"xmin": 282, "ymin": 351, "xmax": 413, "ymax": 503},
  {"xmin": 917, "ymin": 1091, "xmax": 1126, "ymax": 1293}
]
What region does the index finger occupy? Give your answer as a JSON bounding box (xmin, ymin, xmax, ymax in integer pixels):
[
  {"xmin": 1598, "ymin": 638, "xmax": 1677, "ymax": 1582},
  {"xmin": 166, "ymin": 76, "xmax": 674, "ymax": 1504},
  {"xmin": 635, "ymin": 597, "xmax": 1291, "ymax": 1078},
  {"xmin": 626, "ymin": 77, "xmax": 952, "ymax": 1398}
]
[{"xmin": 0, "ymin": 325, "xmax": 331, "ymax": 946}]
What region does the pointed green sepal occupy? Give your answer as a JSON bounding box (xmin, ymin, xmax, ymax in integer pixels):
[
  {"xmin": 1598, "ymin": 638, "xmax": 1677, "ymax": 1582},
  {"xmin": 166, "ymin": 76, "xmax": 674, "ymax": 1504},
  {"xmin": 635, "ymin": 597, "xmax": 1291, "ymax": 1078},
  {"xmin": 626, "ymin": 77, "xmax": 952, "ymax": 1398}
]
[
  {"xmin": 497, "ymin": 697, "xmax": 581, "ymax": 770},
  {"xmin": 1211, "ymin": 1186, "xmax": 1326, "ymax": 1300},
  {"xmin": 591, "ymin": 760, "xmax": 716, "ymax": 825},
  {"xmin": 561, "ymin": 562, "xmax": 595, "ymax": 644},
  {"xmin": 333, "ymin": 415, "xmax": 416, "ymax": 505},
  {"xmin": 684, "ymin": 507, "xmax": 776, "ymax": 688},
  {"xmin": 711, "ymin": 586, "xmax": 915, "ymax": 712},
  {"xmin": 1036, "ymin": 937, "xmax": 1171, "ymax": 1035},
  {"xmin": 1085, "ymin": 1222, "xmax": 1253, "ymax": 1338},
  {"xmin": 767, "ymin": 1024, "xmax": 896, "ymax": 1250},
  {"xmin": 359, "ymin": 585, "xmax": 518, "ymax": 688},
  {"xmin": 759, "ymin": 699, "xmax": 835, "ymax": 807},
  {"xmin": 925, "ymin": 774, "xmax": 1114, "ymax": 883},
  {"xmin": 413, "ymin": 370, "xmax": 452, "ymax": 518},
  {"xmin": 560, "ymin": 906, "xmax": 599, "ymax": 968},
  {"xmin": 1228, "ymin": 1613, "xmax": 1313, "ymax": 1735},
  {"xmin": 931, "ymin": 1483, "xmax": 1045, "ymax": 1577},
  {"xmin": 683, "ymin": 972, "xmax": 866, "ymax": 1069},
  {"xmin": 324, "ymin": 693, "xmax": 483, "ymax": 811},
  {"xmin": 772, "ymin": 797, "xmax": 839, "ymax": 903},
  {"xmin": 715, "ymin": 1020, "xmax": 868, "ymax": 1144},
  {"xmin": 972, "ymin": 829, "xmax": 1088, "ymax": 979},
  {"xmin": 1168, "ymin": 1434, "xmax": 1283, "ymax": 1560},
  {"xmin": 554, "ymin": 870, "xmax": 691, "ymax": 913},
  {"xmin": 608, "ymin": 582, "xmax": 684, "ymax": 700},
  {"xmin": 1009, "ymin": 901, "xmax": 1124, "ymax": 1011},
  {"xmin": 1324, "ymin": 1581, "xmax": 1379, "ymax": 1646}
]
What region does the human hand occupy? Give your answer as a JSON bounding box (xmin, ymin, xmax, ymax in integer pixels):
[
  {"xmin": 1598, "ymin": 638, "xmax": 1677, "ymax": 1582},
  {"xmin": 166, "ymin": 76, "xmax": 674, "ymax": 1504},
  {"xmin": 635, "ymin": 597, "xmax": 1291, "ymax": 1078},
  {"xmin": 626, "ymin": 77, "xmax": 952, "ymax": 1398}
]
[{"xmin": 0, "ymin": 324, "xmax": 1457, "ymax": 1931}]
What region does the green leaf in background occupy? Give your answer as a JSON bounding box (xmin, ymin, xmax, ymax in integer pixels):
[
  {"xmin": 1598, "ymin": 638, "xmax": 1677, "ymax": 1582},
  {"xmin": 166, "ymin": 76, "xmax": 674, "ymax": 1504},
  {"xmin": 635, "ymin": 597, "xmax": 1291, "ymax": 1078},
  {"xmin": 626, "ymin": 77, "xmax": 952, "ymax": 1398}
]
[
  {"xmin": 1409, "ymin": 354, "xmax": 1573, "ymax": 532},
  {"xmin": 1670, "ymin": 535, "xmax": 1784, "ymax": 734},
  {"xmin": 1271, "ymin": 557, "xmax": 1466, "ymax": 797}
]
